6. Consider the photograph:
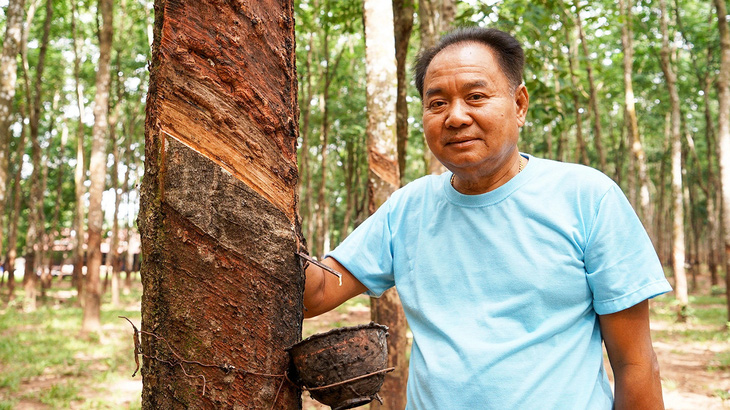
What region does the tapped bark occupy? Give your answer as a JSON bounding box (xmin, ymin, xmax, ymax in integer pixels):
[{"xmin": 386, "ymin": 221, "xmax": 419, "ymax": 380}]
[
  {"xmin": 364, "ymin": 1, "xmax": 408, "ymax": 408},
  {"xmin": 140, "ymin": 0, "xmax": 302, "ymax": 407}
]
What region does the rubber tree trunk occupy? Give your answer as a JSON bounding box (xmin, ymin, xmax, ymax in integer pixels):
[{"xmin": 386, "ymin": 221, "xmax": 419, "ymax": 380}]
[
  {"xmin": 713, "ymin": 0, "xmax": 730, "ymax": 320},
  {"xmin": 71, "ymin": 0, "xmax": 87, "ymax": 298},
  {"xmin": 393, "ymin": 0, "xmax": 414, "ymax": 187},
  {"xmin": 418, "ymin": 0, "xmax": 453, "ymax": 175},
  {"xmin": 81, "ymin": 0, "xmax": 113, "ymax": 334},
  {"xmin": 23, "ymin": 0, "xmax": 52, "ymax": 313},
  {"xmin": 139, "ymin": 1, "xmax": 303, "ymax": 407},
  {"xmin": 363, "ymin": 1, "xmax": 408, "ymax": 408},
  {"xmin": 659, "ymin": 0, "xmax": 688, "ymax": 317},
  {"xmin": 5, "ymin": 110, "xmax": 27, "ymax": 301},
  {"xmin": 619, "ymin": 0, "xmax": 652, "ymax": 230},
  {"xmin": 574, "ymin": 6, "xmax": 606, "ymax": 171},
  {"xmin": 0, "ymin": 0, "xmax": 25, "ymax": 248}
]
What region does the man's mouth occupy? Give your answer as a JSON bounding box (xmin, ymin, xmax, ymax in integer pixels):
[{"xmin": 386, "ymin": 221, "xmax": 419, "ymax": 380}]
[{"xmin": 446, "ymin": 138, "xmax": 478, "ymax": 146}]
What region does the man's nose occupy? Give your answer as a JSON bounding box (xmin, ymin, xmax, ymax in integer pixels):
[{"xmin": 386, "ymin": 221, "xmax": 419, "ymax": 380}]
[{"xmin": 444, "ymin": 100, "xmax": 473, "ymax": 128}]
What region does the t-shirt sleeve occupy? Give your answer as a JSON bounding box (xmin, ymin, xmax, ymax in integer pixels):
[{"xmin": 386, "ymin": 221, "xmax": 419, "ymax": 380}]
[
  {"xmin": 327, "ymin": 200, "xmax": 395, "ymax": 297},
  {"xmin": 584, "ymin": 184, "xmax": 672, "ymax": 315}
]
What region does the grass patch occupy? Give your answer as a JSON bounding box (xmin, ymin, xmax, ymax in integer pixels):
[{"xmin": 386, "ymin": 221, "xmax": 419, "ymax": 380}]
[
  {"xmin": 38, "ymin": 382, "xmax": 80, "ymax": 406},
  {"xmin": 0, "ymin": 280, "xmax": 142, "ymax": 409}
]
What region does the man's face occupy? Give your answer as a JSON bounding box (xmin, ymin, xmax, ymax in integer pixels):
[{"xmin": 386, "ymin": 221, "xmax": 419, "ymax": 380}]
[{"xmin": 422, "ymin": 42, "xmax": 529, "ymax": 177}]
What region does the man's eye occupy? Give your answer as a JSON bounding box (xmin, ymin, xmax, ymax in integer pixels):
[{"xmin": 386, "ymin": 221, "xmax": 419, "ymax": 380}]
[
  {"xmin": 429, "ymin": 101, "xmax": 446, "ymax": 108},
  {"xmin": 468, "ymin": 94, "xmax": 486, "ymax": 101}
]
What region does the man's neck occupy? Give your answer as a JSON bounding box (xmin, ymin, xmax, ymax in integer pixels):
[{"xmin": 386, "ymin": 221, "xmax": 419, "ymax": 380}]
[{"xmin": 451, "ymin": 154, "xmax": 525, "ymax": 195}]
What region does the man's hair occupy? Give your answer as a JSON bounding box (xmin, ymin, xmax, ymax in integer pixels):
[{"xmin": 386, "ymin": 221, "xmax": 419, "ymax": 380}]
[{"xmin": 414, "ymin": 27, "xmax": 525, "ymax": 98}]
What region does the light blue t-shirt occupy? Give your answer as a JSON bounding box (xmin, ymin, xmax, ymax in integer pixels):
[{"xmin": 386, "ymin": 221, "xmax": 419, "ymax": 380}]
[{"xmin": 329, "ymin": 154, "xmax": 672, "ymax": 409}]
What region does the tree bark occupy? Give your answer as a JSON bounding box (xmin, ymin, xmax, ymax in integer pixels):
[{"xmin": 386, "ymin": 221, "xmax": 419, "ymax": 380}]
[
  {"xmin": 393, "ymin": 0, "xmax": 414, "ymax": 186},
  {"xmin": 0, "ymin": 0, "xmax": 26, "ymax": 258},
  {"xmin": 81, "ymin": 0, "xmax": 113, "ymax": 334},
  {"xmin": 659, "ymin": 0, "xmax": 688, "ymax": 318},
  {"xmin": 140, "ymin": 0, "xmax": 302, "ymax": 407},
  {"xmin": 713, "ymin": 0, "xmax": 730, "ymax": 320},
  {"xmin": 363, "ymin": 1, "xmax": 408, "ymax": 408}
]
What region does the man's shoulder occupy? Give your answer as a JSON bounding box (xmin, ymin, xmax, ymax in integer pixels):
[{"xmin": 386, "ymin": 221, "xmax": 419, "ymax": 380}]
[
  {"xmin": 380, "ymin": 173, "xmax": 445, "ymax": 216},
  {"xmin": 530, "ymin": 156, "xmax": 616, "ymax": 191},
  {"xmin": 393, "ymin": 173, "xmax": 444, "ymax": 199}
]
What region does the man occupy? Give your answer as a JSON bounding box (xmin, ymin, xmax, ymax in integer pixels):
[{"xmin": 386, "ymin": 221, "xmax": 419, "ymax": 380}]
[{"xmin": 303, "ymin": 27, "xmax": 671, "ymax": 409}]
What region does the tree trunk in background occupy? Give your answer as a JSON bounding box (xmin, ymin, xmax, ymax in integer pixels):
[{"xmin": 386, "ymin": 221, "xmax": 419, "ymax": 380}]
[
  {"xmin": 702, "ymin": 64, "xmax": 720, "ymax": 286},
  {"xmin": 315, "ymin": 32, "xmax": 331, "ymax": 257},
  {"xmin": 419, "ymin": 0, "xmax": 453, "ymax": 175},
  {"xmin": 49, "ymin": 123, "xmax": 68, "ymax": 283},
  {"xmin": 675, "ymin": 5, "xmax": 721, "ymax": 286},
  {"xmin": 299, "ymin": 34, "xmax": 315, "ymax": 249},
  {"xmin": 71, "ymin": 0, "xmax": 87, "ymax": 298},
  {"xmin": 106, "ymin": 46, "xmax": 126, "ymax": 304},
  {"xmin": 108, "ymin": 113, "xmax": 121, "ymax": 306},
  {"xmin": 123, "ymin": 129, "xmax": 134, "ymax": 294},
  {"xmin": 341, "ymin": 139, "xmax": 356, "ymax": 238},
  {"xmin": 655, "ymin": 116, "xmax": 671, "ymax": 264},
  {"xmin": 82, "ymin": 0, "xmax": 113, "ymax": 334},
  {"xmin": 5, "ymin": 108, "xmax": 27, "ymax": 301},
  {"xmin": 659, "ymin": 0, "xmax": 688, "ymax": 318},
  {"xmin": 564, "ymin": 22, "xmax": 589, "ymax": 166},
  {"xmin": 0, "ymin": 0, "xmax": 25, "ymax": 256},
  {"xmin": 552, "ymin": 50, "xmax": 568, "ymax": 162},
  {"xmin": 393, "ymin": 0, "xmax": 414, "ymax": 186},
  {"xmin": 363, "ymin": 1, "xmax": 408, "ymax": 408},
  {"xmin": 140, "ymin": 1, "xmax": 302, "ymax": 407},
  {"xmin": 22, "ymin": 0, "xmax": 52, "ymax": 312},
  {"xmin": 574, "ymin": 6, "xmax": 606, "ymax": 171},
  {"xmin": 713, "ymin": 0, "xmax": 730, "ymax": 319},
  {"xmin": 39, "ymin": 93, "xmax": 60, "ymax": 296},
  {"xmin": 619, "ymin": 0, "xmax": 652, "ymax": 230},
  {"xmin": 38, "ymin": 129, "xmax": 51, "ymax": 297}
]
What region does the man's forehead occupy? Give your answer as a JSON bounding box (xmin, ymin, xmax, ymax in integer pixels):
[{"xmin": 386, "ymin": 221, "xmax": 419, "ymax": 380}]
[{"xmin": 424, "ymin": 43, "xmax": 505, "ymax": 88}]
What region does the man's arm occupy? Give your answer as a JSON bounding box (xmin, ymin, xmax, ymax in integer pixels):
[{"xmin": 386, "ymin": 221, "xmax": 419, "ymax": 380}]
[
  {"xmin": 598, "ymin": 300, "xmax": 664, "ymax": 410},
  {"xmin": 303, "ymin": 257, "xmax": 367, "ymax": 318}
]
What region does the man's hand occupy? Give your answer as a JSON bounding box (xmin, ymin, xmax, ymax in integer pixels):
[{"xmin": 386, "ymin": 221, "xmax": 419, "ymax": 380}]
[
  {"xmin": 598, "ymin": 300, "xmax": 665, "ymax": 409},
  {"xmin": 303, "ymin": 257, "xmax": 367, "ymax": 318}
]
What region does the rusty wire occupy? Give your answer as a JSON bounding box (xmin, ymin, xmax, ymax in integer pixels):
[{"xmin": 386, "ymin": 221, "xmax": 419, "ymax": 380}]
[{"xmin": 119, "ymin": 316, "xmax": 291, "ymax": 408}]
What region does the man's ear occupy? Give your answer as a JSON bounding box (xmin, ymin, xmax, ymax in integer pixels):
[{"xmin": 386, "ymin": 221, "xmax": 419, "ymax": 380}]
[{"xmin": 515, "ymin": 84, "xmax": 529, "ymax": 127}]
